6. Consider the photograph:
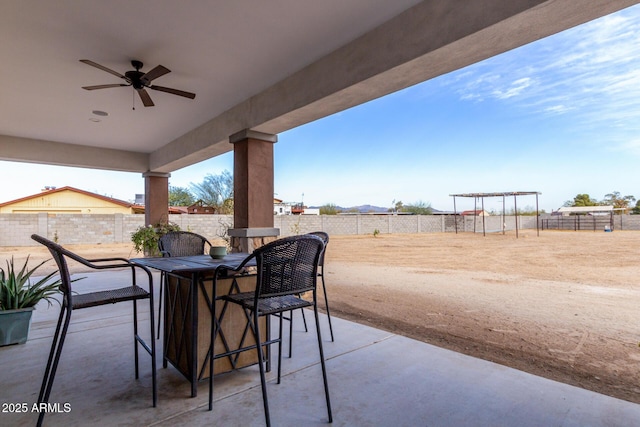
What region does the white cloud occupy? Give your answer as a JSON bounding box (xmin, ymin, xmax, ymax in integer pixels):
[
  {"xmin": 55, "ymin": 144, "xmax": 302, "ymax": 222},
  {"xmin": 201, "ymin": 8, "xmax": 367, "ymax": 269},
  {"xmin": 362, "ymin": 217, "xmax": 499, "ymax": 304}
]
[
  {"xmin": 544, "ymin": 105, "xmax": 572, "ymax": 114},
  {"xmin": 492, "ymin": 77, "xmax": 534, "ymax": 99},
  {"xmin": 438, "ymin": 5, "xmax": 640, "ymax": 155}
]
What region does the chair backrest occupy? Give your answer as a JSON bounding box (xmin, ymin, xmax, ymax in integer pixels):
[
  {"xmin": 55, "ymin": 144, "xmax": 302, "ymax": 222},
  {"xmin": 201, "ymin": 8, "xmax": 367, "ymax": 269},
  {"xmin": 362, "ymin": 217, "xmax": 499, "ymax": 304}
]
[
  {"xmin": 254, "ymin": 235, "xmax": 324, "ymax": 299},
  {"xmin": 31, "ymin": 234, "xmax": 77, "ymax": 304},
  {"xmin": 158, "ymin": 231, "xmax": 210, "ymax": 257},
  {"xmin": 308, "ymin": 231, "xmax": 328, "ymax": 267}
]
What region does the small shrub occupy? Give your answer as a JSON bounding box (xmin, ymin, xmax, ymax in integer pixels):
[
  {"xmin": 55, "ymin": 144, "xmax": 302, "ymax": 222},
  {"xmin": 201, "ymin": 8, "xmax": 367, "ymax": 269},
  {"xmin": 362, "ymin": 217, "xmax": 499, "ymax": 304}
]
[{"xmin": 131, "ymin": 222, "xmax": 181, "ymax": 256}]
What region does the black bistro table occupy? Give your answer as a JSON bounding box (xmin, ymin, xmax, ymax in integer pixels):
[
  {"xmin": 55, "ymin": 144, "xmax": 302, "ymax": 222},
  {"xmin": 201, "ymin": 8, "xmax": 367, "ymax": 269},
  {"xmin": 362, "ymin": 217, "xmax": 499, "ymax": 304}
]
[{"xmin": 131, "ymin": 253, "xmax": 257, "ymax": 397}]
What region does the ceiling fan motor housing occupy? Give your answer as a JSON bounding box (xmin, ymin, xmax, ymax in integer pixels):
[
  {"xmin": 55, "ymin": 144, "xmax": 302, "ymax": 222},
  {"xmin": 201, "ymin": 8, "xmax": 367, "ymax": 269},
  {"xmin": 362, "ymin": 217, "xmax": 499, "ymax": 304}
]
[{"xmin": 125, "ymin": 70, "xmax": 147, "ymax": 89}]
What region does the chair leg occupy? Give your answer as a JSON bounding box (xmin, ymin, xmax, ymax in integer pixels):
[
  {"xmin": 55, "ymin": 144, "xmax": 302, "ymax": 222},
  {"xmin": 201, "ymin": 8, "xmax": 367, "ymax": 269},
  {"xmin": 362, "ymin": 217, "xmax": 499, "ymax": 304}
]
[
  {"xmin": 148, "ymin": 292, "xmax": 157, "ymax": 407},
  {"xmin": 37, "ymin": 304, "xmax": 72, "ymax": 427},
  {"xmin": 132, "ymin": 294, "xmax": 157, "ymax": 407},
  {"xmin": 313, "ymin": 302, "xmax": 333, "ymax": 423},
  {"xmin": 320, "ymin": 274, "xmax": 335, "ymax": 342},
  {"xmin": 132, "ymin": 293, "xmax": 156, "ymax": 408},
  {"xmin": 277, "ymin": 313, "xmax": 284, "ymax": 384},
  {"xmin": 157, "ymin": 272, "xmax": 164, "ymax": 340},
  {"xmin": 133, "ymin": 299, "xmax": 140, "ymax": 379},
  {"xmin": 288, "ymin": 310, "xmax": 294, "ymax": 358},
  {"xmin": 265, "ymin": 315, "xmax": 272, "ymax": 373},
  {"xmin": 251, "ymin": 310, "xmax": 272, "ymax": 427},
  {"xmin": 300, "ymin": 306, "xmax": 308, "ymax": 331}
]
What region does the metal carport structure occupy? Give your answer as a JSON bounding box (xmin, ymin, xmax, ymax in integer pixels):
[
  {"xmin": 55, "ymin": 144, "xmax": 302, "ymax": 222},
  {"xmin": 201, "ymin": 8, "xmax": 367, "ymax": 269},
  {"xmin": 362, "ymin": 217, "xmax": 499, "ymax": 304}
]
[{"xmin": 450, "ymin": 191, "xmax": 541, "ymax": 237}]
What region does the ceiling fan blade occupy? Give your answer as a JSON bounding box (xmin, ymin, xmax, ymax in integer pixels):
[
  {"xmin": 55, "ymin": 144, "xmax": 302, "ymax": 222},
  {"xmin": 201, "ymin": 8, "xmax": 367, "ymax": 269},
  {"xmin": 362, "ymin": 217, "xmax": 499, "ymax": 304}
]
[
  {"xmin": 79, "ymin": 59, "xmax": 125, "ymax": 79},
  {"xmin": 82, "ymin": 84, "xmax": 129, "ymax": 90},
  {"xmin": 137, "ymin": 88, "xmax": 155, "ymax": 107},
  {"xmin": 142, "ymin": 65, "xmax": 171, "ymax": 83},
  {"xmin": 150, "ymin": 85, "xmax": 196, "ymax": 99}
]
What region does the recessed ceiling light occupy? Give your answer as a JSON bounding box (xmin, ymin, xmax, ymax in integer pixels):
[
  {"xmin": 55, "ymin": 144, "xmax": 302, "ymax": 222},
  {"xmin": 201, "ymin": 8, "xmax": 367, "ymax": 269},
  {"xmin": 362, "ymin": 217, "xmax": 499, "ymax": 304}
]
[{"xmin": 92, "ymin": 110, "xmax": 108, "ymax": 116}]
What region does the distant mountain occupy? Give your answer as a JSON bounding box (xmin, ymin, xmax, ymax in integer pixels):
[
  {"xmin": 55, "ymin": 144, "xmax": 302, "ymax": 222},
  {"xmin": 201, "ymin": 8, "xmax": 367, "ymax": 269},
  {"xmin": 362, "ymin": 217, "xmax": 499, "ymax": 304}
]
[
  {"xmin": 309, "ymin": 204, "xmax": 389, "ymax": 213},
  {"xmin": 350, "ymin": 204, "xmax": 389, "ymax": 213},
  {"xmin": 308, "ymin": 204, "xmax": 444, "ymax": 213}
]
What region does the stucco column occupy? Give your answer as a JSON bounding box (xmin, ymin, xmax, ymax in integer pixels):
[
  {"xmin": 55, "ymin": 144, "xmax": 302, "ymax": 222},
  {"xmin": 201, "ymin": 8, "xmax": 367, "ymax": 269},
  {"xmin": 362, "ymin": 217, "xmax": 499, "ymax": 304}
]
[
  {"xmin": 229, "ymin": 129, "xmax": 279, "ymax": 252},
  {"xmin": 143, "ymin": 171, "xmax": 170, "ymax": 226}
]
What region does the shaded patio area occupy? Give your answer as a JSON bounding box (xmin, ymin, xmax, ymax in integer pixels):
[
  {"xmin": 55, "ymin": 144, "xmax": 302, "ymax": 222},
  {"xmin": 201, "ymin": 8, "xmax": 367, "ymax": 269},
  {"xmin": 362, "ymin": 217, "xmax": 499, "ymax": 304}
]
[{"xmin": 2, "ymin": 270, "xmax": 639, "ymax": 426}]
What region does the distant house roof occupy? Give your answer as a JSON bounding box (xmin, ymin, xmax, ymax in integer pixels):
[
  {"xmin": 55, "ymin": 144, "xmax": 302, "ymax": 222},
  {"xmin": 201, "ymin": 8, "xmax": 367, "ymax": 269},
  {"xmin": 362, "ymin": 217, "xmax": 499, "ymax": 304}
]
[
  {"xmin": 0, "ymin": 186, "xmax": 185, "ymax": 214},
  {"xmin": 186, "ymin": 200, "xmax": 216, "ymax": 214},
  {"xmin": 0, "ymin": 186, "xmax": 134, "ymax": 208}
]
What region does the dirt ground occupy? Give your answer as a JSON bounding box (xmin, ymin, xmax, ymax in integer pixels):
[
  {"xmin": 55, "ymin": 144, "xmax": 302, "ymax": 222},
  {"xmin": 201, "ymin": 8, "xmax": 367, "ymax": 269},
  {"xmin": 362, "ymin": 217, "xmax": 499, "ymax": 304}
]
[{"xmin": 3, "ymin": 230, "xmax": 640, "ymax": 404}]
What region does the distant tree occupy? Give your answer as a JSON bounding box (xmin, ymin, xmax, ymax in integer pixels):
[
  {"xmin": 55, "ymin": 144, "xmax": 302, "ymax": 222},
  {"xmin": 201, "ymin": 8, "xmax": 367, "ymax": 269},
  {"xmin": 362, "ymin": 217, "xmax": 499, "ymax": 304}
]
[
  {"xmin": 190, "ymin": 170, "xmax": 234, "ymax": 214},
  {"xmin": 403, "ymin": 201, "xmax": 433, "ymax": 215},
  {"xmin": 389, "ymin": 199, "xmax": 403, "ymax": 213},
  {"xmin": 602, "ymin": 191, "xmax": 635, "ymax": 213},
  {"xmin": 168, "ymin": 186, "xmax": 195, "ymax": 206},
  {"xmin": 564, "ymin": 194, "xmax": 598, "ymax": 207},
  {"xmin": 319, "ymin": 203, "xmax": 340, "ymax": 215},
  {"xmin": 632, "ymin": 200, "xmax": 640, "ymax": 215}
]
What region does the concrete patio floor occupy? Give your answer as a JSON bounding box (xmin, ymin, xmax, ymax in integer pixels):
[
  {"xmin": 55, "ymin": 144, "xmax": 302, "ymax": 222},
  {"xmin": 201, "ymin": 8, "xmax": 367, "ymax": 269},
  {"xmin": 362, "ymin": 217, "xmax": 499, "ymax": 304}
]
[{"xmin": 1, "ymin": 270, "xmax": 639, "ymax": 427}]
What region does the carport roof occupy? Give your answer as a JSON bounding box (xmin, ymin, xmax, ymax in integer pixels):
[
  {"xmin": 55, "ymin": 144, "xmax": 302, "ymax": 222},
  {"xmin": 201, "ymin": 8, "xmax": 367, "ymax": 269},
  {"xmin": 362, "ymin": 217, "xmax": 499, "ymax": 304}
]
[
  {"xmin": 450, "ymin": 192, "xmax": 541, "ymax": 198},
  {"xmin": 557, "ymin": 206, "xmax": 614, "ymax": 213}
]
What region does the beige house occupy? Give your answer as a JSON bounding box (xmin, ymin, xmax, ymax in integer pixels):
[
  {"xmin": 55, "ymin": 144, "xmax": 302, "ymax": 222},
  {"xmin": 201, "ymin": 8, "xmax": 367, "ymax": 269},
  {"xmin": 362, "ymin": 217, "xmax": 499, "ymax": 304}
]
[{"xmin": 0, "ymin": 186, "xmax": 143, "ymax": 214}]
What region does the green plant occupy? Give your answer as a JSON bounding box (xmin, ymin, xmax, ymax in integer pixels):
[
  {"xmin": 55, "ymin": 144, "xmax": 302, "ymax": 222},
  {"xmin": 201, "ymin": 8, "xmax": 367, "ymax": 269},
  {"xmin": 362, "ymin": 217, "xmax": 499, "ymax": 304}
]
[
  {"xmin": 373, "ymin": 229, "xmax": 380, "ymax": 237},
  {"xmin": 0, "ymin": 256, "xmax": 63, "ymax": 310},
  {"xmin": 131, "ymin": 222, "xmax": 181, "ymax": 256}
]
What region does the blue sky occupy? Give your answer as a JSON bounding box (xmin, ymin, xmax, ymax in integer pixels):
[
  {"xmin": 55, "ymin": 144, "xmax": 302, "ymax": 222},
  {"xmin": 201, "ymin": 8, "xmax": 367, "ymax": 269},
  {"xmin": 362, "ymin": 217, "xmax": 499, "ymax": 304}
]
[{"xmin": 2, "ymin": 5, "xmax": 640, "ymax": 213}]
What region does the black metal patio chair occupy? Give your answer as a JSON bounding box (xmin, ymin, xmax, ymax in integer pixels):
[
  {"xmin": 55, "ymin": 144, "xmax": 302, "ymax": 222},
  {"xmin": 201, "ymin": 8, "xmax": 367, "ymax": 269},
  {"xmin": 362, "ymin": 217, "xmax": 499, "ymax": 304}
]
[
  {"xmin": 208, "ymin": 234, "xmax": 332, "ymax": 426},
  {"xmin": 31, "ymin": 234, "xmax": 156, "ymax": 427},
  {"xmin": 285, "ymin": 231, "xmax": 335, "ymax": 357},
  {"xmin": 156, "ymin": 231, "xmax": 212, "ymax": 338}
]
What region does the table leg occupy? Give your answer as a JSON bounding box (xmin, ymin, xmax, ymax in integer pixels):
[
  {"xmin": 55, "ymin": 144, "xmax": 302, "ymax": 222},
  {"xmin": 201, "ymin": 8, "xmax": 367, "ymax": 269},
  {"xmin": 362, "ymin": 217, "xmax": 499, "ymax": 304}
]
[{"xmin": 191, "ymin": 272, "xmax": 198, "ymax": 397}]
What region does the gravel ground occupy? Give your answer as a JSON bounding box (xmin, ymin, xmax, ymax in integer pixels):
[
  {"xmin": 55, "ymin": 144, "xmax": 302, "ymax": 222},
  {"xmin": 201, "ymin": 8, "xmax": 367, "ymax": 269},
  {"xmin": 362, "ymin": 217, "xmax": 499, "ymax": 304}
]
[{"xmin": 4, "ymin": 229, "xmax": 640, "ymax": 403}]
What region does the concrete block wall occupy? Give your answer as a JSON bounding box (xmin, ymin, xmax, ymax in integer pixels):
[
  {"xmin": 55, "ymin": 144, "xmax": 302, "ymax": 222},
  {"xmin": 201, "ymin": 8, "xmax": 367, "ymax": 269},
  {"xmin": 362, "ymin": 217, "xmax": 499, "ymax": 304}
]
[
  {"xmin": 0, "ymin": 214, "xmax": 39, "ymax": 246},
  {"xmin": 275, "ymin": 215, "xmax": 324, "ymax": 236},
  {"xmin": 322, "ymin": 215, "xmax": 359, "ymax": 235},
  {"xmin": 47, "ymin": 214, "xmax": 119, "ymax": 244},
  {"xmin": 7, "ymin": 212, "xmax": 638, "ymax": 247},
  {"xmin": 359, "ymin": 216, "xmax": 390, "ymax": 235}
]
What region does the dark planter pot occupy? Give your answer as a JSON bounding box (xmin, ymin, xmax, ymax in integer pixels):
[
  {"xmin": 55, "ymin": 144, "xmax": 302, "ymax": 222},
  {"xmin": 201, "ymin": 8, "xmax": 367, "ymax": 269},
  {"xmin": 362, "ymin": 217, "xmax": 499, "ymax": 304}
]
[{"xmin": 0, "ymin": 307, "xmax": 34, "ymax": 346}]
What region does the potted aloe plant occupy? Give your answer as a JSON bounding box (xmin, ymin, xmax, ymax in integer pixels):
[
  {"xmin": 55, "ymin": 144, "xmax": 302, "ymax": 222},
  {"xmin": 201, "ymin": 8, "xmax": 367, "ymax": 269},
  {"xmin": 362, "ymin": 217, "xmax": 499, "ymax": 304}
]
[{"xmin": 0, "ymin": 256, "xmax": 63, "ymax": 346}]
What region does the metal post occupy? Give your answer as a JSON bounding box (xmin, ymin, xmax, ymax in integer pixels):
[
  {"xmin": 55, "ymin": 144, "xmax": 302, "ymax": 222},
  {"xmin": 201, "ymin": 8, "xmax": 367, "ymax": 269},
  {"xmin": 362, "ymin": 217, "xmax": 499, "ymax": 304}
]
[
  {"xmin": 473, "ymin": 197, "xmax": 477, "ymax": 233},
  {"xmin": 502, "ymin": 195, "xmax": 506, "ymax": 235},
  {"xmin": 536, "ymin": 193, "xmax": 540, "ymax": 236},
  {"xmin": 453, "ymin": 196, "xmax": 458, "ymax": 234},
  {"xmin": 514, "ymin": 195, "xmax": 519, "ymax": 238},
  {"xmin": 481, "ymin": 196, "xmax": 486, "ymax": 236}
]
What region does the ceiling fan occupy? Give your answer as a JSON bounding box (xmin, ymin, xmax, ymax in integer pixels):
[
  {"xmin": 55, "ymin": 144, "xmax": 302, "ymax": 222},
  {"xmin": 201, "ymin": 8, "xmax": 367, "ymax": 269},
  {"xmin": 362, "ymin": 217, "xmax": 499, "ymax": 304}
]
[{"xmin": 80, "ymin": 59, "xmax": 196, "ymax": 107}]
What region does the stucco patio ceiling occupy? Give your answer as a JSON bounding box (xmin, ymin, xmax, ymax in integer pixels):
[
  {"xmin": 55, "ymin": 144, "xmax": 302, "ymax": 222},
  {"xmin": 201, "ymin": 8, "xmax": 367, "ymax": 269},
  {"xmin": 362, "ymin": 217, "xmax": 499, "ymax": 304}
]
[{"xmin": 1, "ymin": 0, "xmax": 638, "ymax": 174}]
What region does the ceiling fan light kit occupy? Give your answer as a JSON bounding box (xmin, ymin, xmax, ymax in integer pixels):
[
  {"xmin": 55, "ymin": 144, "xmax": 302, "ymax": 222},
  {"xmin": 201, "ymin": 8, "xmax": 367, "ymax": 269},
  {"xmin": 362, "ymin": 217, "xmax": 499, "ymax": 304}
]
[{"xmin": 80, "ymin": 59, "xmax": 196, "ymax": 108}]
